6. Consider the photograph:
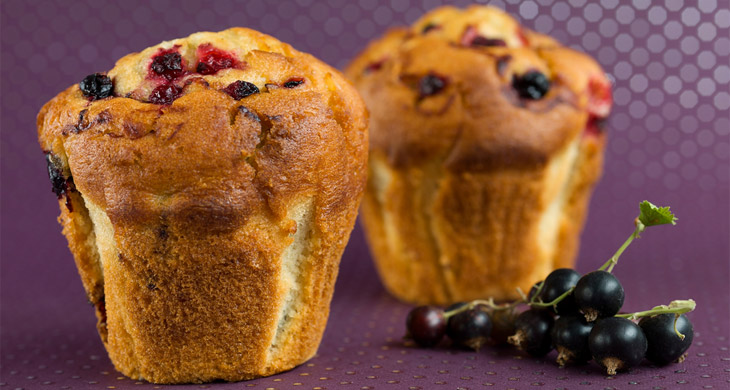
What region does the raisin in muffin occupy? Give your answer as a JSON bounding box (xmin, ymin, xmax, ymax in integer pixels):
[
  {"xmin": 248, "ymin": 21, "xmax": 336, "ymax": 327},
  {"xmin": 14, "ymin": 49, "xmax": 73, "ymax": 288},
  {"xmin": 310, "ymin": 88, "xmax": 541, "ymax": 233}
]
[
  {"xmin": 346, "ymin": 6, "xmax": 612, "ymax": 305},
  {"xmin": 37, "ymin": 28, "xmax": 368, "ymax": 383}
]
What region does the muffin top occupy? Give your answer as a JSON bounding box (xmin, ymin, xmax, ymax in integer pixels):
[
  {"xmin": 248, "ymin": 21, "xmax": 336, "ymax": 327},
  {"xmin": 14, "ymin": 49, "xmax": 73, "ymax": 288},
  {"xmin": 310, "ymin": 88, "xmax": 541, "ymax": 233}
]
[
  {"xmin": 38, "ymin": 28, "xmax": 368, "ymax": 227},
  {"xmin": 346, "ymin": 5, "xmax": 612, "ymax": 170}
]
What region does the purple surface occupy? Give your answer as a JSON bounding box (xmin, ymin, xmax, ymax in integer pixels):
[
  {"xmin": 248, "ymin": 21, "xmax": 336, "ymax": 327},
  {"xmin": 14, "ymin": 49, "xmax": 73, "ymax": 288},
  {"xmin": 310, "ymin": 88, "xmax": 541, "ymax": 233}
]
[{"xmin": 1, "ymin": 0, "xmax": 728, "ymax": 389}]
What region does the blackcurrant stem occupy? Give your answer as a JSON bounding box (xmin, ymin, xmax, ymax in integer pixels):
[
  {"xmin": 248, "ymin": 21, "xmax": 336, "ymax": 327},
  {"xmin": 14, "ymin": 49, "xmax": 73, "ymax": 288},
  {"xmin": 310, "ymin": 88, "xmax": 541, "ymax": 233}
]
[
  {"xmin": 443, "ymin": 299, "xmax": 492, "ymax": 319},
  {"xmin": 444, "ymin": 298, "xmax": 524, "ymax": 319},
  {"xmin": 615, "ymin": 299, "xmax": 696, "ymax": 339},
  {"xmin": 598, "ymin": 221, "xmax": 646, "ymax": 273},
  {"xmin": 529, "ymin": 286, "xmax": 574, "ymax": 308},
  {"xmin": 527, "ymin": 281, "xmax": 545, "ymax": 305}
]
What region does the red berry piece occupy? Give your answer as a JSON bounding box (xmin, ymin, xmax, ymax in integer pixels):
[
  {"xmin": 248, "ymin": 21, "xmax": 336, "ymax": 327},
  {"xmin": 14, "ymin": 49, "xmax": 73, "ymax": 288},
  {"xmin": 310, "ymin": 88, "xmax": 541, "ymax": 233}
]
[
  {"xmin": 79, "ymin": 73, "xmax": 114, "ymax": 100},
  {"xmin": 587, "ymin": 76, "xmax": 613, "ymax": 118},
  {"xmin": 223, "ymin": 81, "xmax": 260, "ymax": 100},
  {"xmin": 585, "ymin": 115, "xmax": 606, "ymax": 137},
  {"xmin": 364, "ymin": 58, "xmax": 387, "ymax": 74},
  {"xmin": 418, "ymin": 74, "xmax": 448, "ymax": 98},
  {"xmin": 283, "ymin": 78, "xmax": 305, "ymax": 88},
  {"xmin": 406, "ymin": 306, "xmax": 446, "ymax": 347},
  {"xmin": 195, "ymin": 43, "xmax": 240, "ymax": 75},
  {"xmin": 150, "ymin": 48, "xmax": 185, "ymax": 81},
  {"xmin": 149, "ymin": 84, "xmax": 182, "ymax": 105},
  {"xmin": 461, "ymin": 26, "xmax": 506, "ymax": 47}
]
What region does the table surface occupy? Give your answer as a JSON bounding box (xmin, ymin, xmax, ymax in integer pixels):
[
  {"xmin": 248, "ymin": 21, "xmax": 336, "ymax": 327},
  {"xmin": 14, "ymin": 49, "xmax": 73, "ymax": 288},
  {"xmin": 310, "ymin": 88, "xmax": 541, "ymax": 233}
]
[{"xmin": 2, "ymin": 1, "xmax": 729, "ymax": 389}]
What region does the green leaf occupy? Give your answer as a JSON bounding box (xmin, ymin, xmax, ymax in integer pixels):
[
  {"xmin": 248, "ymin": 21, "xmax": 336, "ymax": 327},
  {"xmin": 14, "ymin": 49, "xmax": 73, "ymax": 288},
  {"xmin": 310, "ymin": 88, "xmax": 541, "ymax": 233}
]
[{"xmin": 638, "ymin": 200, "xmax": 678, "ymax": 226}]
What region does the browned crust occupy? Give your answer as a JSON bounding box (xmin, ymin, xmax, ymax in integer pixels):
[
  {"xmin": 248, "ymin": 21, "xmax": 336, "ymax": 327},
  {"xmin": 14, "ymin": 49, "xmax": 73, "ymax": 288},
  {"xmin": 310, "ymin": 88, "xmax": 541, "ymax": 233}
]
[
  {"xmin": 347, "ymin": 6, "xmax": 610, "ymax": 304},
  {"xmin": 38, "ymin": 28, "xmax": 368, "ymax": 383}
]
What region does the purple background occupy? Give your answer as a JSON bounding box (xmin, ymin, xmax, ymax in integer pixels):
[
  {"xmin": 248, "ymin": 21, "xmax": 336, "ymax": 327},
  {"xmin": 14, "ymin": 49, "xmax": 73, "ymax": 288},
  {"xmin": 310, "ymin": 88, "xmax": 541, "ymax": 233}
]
[{"xmin": 1, "ymin": 0, "xmax": 728, "ymax": 389}]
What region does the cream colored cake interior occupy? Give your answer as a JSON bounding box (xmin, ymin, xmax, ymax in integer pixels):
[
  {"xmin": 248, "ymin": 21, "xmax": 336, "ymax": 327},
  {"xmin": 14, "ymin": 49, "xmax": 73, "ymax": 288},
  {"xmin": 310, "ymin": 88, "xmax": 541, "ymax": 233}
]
[
  {"xmin": 536, "ymin": 137, "xmax": 581, "ymax": 270},
  {"xmin": 85, "ymin": 199, "xmax": 118, "ymax": 279},
  {"xmin": 370, "ymin": 157, "xmax": 399, "ymax": 256},
  {"xmin": 266, "ymin": 198, "xmax": 315, "ymax": 362}
]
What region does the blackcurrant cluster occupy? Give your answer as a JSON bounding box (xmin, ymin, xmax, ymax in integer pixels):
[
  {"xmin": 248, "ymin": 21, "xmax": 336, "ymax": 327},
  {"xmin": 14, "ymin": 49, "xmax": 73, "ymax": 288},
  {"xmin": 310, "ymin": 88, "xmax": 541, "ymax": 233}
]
[{"xmin": 404, "ymin": 201, "xmax": 696, "ymax": 376}]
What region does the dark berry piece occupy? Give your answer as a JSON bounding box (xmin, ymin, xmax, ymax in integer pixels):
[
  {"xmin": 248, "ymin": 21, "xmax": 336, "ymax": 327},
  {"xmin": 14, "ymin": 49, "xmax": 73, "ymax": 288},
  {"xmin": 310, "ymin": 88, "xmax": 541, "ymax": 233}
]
[
  {"xmin": 470, "ymin": 36, "xmax": 506, "ymax": 47},
  {"xmin": 223, "ymin": 81, "xmax": 260, "ymax": 100},
  {"xmin": 283, "ymin": 78, "xmax": 305, "ymax": 88},
  {"xmin": 540, "ymin": 268, "xmax": 581, "ymax": 315},
  {"xmin": 406, "ymin": 306, "xmax": 446, "ymax": 347},
  {"xmin": 488, "ymin": 309, "xmax": 516, "ymax": 345},
  {"xmin": 639, "ymin": 314, "xmax": 694, "ymax": 366},
  {"xmin": 418, "ymin": 74, "xmax": 447, "ymax": 98},
  {"xmin": 551, "ymin": 315, "xmax": 594, "ymax": 366},
  {"xmin": 79, "ymin": 73, "xmax": 114, "ymax": 100},
  {"xmin": 496, "ymin": 55, "xmax": 512, "ymax": 76},
  {"xmin": 446, "ymin": 305, "xmax": 492, "ymax": 350},
  {"xmin": 45, "ymin": 153, "xmax": 67, "ymax": 198},
  {"xmin": 150, "ymin": 51, "xmax": 184, "ymax": 80},
  {"xmin": 589, "ymin": 317, "xmax": 647, "ymax": 375},
  {"xmin": 237, "ymin": 105, "xmax": 260, "ymax": 122},
  {"xmin": 149, "ymin": 84, "xmax": 182, "ymax": 105},
  {"xmin": 196, "ymin": 43, "xmax": 238, "ymax": 75},
  {"xmin": 512, "ymin": 71, "xmax": 550, "ymax": 100},
  {"xmin": 421, "ymin": 22, "xmax": 439, "ymax": 33},
  {"xmin": 508, "ymin": 309, "xmax": 554, "ymax": 357},
  {"xmin": 574, "ymin": 270, "xmax": 625, "ymax": 322}
]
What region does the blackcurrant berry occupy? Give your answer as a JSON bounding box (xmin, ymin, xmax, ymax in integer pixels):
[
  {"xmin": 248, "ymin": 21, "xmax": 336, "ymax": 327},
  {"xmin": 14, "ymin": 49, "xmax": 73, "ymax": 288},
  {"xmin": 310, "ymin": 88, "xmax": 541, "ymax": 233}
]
[
  {"xmin": 508, "ymin": 309, "xmax": 555, "ymax": 357},
  {"xmin": 406, "ymin": 306, "xmax": 446, "ymax": 347},
  {"xmin": 639, "ymin": 314, "xmax": 694, "ymax": 366},
  {"xmin": 551, "ymin": 315, "xmax": 594, "ymax": 366},
  {"xmin": 79, "ymin": 73, "xmax": 114, "ymax": 100},
  {"xmin": 489, "ymin": 309, "xmax": 517, "ymax": 346},
  {"xmin": 574, "ymin": 271, "xmax": 625, "ymax": 321},
  {"xmin": 540, "ymin": 268, "xmax": 581, "ymax": 315},
  {"xmin": 512, "ymin": 71, "xmax": 550, "ymax": 100},
  {"xmin": 446, "ymin": 305, "xmax": 492, "ymax": 350},
  {"xmin": 418, "ymin": 74, "xmax": 447, "ymax": 97},
  {"xmin": 589, "ymin": 317, "xmax": 647, "ymax": 375}
]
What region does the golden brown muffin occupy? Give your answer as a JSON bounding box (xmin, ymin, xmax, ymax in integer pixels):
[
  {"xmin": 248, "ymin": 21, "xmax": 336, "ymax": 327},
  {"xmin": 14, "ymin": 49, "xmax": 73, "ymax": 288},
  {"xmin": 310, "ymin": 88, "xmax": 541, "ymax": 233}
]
[
  {"xmin": 346, "ymin": 6, "xmax": 612, "ymax": 305},
  {"xmin": 37, "ymin": 28, "xmax": 368, "ymax": 383}
]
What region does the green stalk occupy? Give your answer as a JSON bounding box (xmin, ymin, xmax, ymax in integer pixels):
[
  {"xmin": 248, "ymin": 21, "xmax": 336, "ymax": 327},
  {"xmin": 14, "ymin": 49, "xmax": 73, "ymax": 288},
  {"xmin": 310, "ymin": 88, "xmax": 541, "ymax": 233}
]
[
  {"xmin": 616, "ymin": 299, "xmax": 696, "ymax": 339},
  {"xmin": 598, "ymin": 220, "xmax": 646, "ymax": 273},
  {"xmin": 529, "ymin": 287, "xmax": 575, "ymax": 309}
]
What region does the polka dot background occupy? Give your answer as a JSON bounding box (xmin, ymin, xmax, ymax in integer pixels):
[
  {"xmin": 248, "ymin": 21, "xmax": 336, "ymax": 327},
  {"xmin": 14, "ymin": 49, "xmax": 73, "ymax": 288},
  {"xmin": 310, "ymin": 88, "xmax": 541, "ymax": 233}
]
[{"xmin": 1, "ymin": 0, "xmax": 728, "ymax": 389}]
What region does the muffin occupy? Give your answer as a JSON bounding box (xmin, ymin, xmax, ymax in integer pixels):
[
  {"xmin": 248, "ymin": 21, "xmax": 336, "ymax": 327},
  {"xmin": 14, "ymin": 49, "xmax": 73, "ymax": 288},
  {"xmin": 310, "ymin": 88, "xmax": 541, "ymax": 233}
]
[
  {"xmin": 346, "ymin": 6, "xmax": 612, "ymax": 305},
  {"xmin": 37, "ymin": 28, "xmax": 368, "ymax": 383}
]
